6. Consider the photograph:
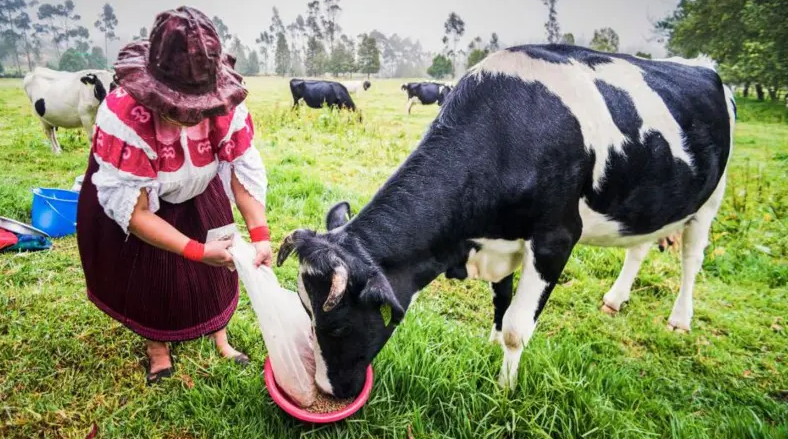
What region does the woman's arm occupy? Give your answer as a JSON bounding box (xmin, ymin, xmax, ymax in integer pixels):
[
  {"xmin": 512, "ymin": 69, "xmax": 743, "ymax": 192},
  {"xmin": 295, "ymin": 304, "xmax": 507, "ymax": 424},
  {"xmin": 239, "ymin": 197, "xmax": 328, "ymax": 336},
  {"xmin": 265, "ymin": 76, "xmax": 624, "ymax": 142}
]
[
  {"xmin": 128, "ymin": 189, "xmax": 233, "ymax": 267},
  {"xmin": 231, "ymin": 172, "xmax": 272, "ymax": 267}
]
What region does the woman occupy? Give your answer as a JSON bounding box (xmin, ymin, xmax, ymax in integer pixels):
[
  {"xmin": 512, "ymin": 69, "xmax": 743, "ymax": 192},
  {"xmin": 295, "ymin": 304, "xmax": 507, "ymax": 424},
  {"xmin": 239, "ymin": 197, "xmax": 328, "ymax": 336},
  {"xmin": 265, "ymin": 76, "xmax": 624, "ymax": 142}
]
[{"xmin": 77, "ymin": 6, "xmax": 272, "ymax": 384}]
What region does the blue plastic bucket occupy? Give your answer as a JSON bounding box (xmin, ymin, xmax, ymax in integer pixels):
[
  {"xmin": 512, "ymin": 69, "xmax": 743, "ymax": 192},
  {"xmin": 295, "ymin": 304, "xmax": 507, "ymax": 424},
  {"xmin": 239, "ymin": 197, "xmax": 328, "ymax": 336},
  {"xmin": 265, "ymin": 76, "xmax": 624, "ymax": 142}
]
[{"xmin": 31, "ymin": 188, "xmax": 79, "ymax": 238}]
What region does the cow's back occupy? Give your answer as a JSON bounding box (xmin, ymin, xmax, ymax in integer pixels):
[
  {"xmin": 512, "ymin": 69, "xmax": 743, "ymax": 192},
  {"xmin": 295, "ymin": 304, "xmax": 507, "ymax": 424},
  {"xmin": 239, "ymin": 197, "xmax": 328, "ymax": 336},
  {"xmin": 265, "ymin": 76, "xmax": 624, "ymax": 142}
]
[{"xmin": 437, "ymin": 45, "xmax": 732, "ymax": 241}]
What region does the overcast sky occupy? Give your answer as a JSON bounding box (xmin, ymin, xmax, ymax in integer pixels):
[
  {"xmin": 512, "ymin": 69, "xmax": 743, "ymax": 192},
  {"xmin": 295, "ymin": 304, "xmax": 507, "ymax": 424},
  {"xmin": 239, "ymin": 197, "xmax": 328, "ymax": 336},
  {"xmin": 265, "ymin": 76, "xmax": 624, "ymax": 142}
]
[{"xmin": 71, "ymin": 0, "xmax": 677, "ymax": 59}]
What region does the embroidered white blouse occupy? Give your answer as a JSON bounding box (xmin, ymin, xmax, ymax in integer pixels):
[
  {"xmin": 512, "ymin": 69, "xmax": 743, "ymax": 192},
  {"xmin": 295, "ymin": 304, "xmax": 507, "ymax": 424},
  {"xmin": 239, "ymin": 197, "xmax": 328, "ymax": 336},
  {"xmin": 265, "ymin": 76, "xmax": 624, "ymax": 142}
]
[{"xmin": 91, "ymin": 87, "xmax": 267, "ymax": 233}]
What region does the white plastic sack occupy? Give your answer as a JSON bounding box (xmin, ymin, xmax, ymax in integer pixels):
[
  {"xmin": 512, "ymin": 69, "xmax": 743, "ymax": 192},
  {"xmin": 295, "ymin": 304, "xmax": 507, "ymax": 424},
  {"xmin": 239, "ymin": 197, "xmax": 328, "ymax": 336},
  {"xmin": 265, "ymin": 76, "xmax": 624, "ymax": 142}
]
[{"xmin": 229, "ymin": 235, "xmax": 317, "ymax": 407}]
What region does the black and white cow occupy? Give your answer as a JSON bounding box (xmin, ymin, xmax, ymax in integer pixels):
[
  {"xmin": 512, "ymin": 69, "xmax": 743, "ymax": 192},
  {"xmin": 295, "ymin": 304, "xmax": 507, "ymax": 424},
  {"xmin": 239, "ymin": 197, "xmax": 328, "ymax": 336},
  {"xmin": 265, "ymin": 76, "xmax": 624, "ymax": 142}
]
[
  {"xmin": 278, "ymin": 45, "xmax": 735, "ymax": 398},
  {"xmin": 290, "ymin": 79, "xmax": 357, "ymax": 111},
  {"xmin": 23, "ymin": 67, "xmax": 115, "ymax": 154},
  {"xmin": 401, "ymin": 82, "xmax": 452, "ymax": 114}
]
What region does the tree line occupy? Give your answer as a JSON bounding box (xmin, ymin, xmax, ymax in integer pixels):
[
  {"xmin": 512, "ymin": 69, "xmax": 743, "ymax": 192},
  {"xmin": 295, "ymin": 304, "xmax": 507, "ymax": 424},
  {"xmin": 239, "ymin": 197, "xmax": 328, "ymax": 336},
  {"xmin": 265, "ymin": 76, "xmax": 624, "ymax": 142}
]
[
  {"xmin": 0, "ymin": 0, "xmax": 118, "ymax": 75},
  {"xmin": 655, "ymin": 0, "xmax": 787, "ymax": 101},
  {"xmin": 213, "ymin": 1, "xmax": 383, "ymax": 79},
  {"xmin": 2, "ymin": 0, "xmax": 634, "ymax": 79}
]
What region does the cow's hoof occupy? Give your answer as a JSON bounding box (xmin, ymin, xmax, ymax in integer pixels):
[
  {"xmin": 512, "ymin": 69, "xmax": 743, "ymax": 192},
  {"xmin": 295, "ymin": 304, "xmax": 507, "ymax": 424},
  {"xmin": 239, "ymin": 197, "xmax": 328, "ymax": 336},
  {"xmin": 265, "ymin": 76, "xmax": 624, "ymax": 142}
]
[
  {"xmin": 600, "ymin": 304, "xmax": 618, "ymax": 316},
  {"xmin": 497, "ymin": 372, "xmax": 517, "ymax": 390}
]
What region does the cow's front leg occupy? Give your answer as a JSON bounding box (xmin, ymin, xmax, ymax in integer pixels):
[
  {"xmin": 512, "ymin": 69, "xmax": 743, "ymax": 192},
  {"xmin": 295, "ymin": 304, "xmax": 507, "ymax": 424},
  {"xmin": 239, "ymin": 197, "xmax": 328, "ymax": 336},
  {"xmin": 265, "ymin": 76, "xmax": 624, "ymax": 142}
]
[
  {"xmin": 489, "ymin": 274, "xmax": 513, "ymax": 345},
  {"xmin": 499, "ymin": 229, "xmax": 577, "ymax": 389}
]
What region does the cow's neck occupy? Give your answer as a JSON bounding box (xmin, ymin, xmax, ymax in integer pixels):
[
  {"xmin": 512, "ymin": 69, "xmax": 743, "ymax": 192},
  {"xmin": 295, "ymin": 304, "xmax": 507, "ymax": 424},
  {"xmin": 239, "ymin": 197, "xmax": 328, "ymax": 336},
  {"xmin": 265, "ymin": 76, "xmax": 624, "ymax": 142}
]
[{"xmin": 342, "ymin": 137, "xmax": 481, "ymax": 306}]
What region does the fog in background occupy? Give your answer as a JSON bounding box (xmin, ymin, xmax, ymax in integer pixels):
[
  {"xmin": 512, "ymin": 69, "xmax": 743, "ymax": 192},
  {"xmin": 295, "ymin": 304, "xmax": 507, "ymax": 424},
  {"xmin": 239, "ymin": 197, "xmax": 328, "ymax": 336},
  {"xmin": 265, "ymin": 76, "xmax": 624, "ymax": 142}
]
[{"xmin": 72, "ymin": 0, "xmax": 674, "ymax": 61}]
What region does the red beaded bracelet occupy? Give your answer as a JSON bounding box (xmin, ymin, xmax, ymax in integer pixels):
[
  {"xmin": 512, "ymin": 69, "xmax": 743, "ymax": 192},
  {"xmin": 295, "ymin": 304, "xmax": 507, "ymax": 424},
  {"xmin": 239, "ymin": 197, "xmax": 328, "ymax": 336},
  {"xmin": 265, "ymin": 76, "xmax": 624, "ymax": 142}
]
[
  {"xmin": 249, "ymin": 226, "xmax": 271, "ymax": 243},
  {"xmin": 182, "ymin": 240, "xmax": 205, "ymax": 262}
]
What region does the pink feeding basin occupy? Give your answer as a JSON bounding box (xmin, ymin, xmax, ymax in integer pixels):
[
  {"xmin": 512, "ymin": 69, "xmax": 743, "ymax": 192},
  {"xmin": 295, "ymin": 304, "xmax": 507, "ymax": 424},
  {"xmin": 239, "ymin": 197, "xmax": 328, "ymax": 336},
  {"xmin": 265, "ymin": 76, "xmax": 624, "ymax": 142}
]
[{"xmin": 264, "ymin": 357, "xmax": 374, "ymax": 424}]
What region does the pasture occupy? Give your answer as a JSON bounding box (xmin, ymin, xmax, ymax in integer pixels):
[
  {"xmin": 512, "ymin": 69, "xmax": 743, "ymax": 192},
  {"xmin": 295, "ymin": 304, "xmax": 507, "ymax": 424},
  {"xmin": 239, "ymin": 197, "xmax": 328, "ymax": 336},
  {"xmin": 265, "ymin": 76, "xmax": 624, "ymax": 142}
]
[{"xmin": 1, "ymin": 76, "xmax": 787, "ymax": 438}]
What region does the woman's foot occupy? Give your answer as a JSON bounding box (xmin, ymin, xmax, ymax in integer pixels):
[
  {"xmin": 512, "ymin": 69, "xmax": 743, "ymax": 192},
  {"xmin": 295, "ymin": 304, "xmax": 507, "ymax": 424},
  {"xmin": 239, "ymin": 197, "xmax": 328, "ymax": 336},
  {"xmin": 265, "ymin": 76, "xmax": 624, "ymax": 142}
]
[
  {"xmin": 210, "ymin": 328, "xmax": 249, "ymax": 366},
  {"xmin": 145, "ymin": 341, "xmax": 174, "ymax": 385}
]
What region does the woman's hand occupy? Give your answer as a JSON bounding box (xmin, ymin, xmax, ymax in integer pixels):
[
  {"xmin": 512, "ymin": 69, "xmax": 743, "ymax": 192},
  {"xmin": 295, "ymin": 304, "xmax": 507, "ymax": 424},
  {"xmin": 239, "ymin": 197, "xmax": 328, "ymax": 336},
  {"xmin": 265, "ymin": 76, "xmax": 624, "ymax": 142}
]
[
  {"xmin": 203, "ymin": 239, "xmax": 234, "ymax": 268},
  {"xmin": 253, "ymin": 241, "xmax": 273, "ymax": 268}
]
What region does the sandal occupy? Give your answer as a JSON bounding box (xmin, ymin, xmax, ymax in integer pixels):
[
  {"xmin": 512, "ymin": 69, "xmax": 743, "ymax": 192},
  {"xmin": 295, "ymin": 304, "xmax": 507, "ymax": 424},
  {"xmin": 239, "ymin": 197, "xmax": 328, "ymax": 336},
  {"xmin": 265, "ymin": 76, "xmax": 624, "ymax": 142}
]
[
  {"xmin": 232, "ymin": 353, "xmax": 250, "ymax": 367},
  {"xmin": 145, "ymin": 352, "xmax": 175, "ymax": 386}
]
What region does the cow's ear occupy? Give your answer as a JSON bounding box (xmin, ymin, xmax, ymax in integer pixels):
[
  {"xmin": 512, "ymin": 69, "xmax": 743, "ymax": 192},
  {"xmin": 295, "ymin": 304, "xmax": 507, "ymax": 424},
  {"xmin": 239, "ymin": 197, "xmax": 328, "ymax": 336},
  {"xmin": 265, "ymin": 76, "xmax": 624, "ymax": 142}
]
[
  {"xmin": 80, "ymin": 74, "xmax": 97, "ymax": 85},
  {"xmin": 325, "ymin": 201, "xmax": 352, "ymax": 231},
  {"xmin": 359, "ymin": 271, "xmax": 404, "ymax": 323}
]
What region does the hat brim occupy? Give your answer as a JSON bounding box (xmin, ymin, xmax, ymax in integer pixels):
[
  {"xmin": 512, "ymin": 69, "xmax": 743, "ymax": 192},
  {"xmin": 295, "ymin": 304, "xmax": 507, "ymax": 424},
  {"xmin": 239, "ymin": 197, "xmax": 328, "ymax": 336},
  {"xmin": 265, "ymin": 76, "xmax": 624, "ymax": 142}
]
[{"xmin": 114, "ymin": 41, "xmax": 248, "ymax": 126}]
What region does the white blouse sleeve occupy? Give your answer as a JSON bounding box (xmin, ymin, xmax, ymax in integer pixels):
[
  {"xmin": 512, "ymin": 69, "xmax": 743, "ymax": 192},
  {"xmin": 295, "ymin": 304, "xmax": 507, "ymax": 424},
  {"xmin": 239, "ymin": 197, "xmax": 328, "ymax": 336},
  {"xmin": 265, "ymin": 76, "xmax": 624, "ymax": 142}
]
[
  {"xmin": 218, "ymin": 146, "xmax": 268, "ymax": 207},
  {"xmin": 91, "ymin": 154, "xmax": 161, "ymax": 234}
]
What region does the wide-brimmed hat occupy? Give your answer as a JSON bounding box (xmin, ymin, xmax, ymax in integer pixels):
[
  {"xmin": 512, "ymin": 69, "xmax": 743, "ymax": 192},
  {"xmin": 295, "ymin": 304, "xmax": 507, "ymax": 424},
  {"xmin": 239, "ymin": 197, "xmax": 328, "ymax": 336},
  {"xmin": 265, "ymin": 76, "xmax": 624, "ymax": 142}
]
[{"xmin": 114, "ymin": 6, "xmax": 247, "ymax": 125}]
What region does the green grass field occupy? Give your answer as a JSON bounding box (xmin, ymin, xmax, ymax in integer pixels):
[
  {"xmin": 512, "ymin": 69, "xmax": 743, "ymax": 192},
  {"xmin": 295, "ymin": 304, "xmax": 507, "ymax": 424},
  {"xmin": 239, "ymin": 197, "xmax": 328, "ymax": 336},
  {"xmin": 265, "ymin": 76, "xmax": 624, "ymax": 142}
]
[{"xmin": 1, "ymin": 76, "xmax": 786, "ymax": 439}]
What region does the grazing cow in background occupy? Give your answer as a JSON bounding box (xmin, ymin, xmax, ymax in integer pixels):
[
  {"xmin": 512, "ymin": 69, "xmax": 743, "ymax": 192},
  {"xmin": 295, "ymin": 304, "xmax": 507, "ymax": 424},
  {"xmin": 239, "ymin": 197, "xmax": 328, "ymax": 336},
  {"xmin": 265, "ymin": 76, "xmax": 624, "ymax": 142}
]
[
  {"xmin": 401, "ymin": 82, "xmax": 452, "ymax": 114},
  {"xmin": 290, "ymin": 79, "xmax": 357, "ymax": 111},
  {"xmin": 277, "ymin": 45, "xmax": 735, "ymax": 398},
  {"xmin": 342, "ymin": 80, "xmax": 371, "ymax": 94},
  {"xmin": 23, "ymin": 67, "xmax": 115, "ymax": 154}
]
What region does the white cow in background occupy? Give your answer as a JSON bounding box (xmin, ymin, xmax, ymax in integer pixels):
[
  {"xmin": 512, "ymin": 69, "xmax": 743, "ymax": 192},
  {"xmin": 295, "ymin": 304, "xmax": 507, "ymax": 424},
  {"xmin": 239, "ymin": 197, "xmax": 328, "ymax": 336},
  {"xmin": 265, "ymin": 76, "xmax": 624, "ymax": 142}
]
[
  {"xmin": 23, "ymin": 67, "xmax": 115, "ymax": 154},
  {"xmin": 342, "ymin": 80, "xmax": 371, "ymax": 94}
]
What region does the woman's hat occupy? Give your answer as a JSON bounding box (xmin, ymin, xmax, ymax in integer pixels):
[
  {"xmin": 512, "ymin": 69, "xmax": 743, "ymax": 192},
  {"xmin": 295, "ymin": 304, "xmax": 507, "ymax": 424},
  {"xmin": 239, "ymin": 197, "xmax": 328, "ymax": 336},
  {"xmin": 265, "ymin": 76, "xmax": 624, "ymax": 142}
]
[{"xmin": 114, "ymin": 6, "xmax": 247, "ymax": 126}]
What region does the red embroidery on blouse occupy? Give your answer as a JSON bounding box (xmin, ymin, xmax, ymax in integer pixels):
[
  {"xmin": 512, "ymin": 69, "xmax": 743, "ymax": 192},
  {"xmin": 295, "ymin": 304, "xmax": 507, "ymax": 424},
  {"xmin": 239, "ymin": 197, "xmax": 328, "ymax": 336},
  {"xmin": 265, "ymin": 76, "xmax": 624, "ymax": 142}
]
[{"xmin": 95, "ymin": 88, "xmax": 252, "ymax": 178}]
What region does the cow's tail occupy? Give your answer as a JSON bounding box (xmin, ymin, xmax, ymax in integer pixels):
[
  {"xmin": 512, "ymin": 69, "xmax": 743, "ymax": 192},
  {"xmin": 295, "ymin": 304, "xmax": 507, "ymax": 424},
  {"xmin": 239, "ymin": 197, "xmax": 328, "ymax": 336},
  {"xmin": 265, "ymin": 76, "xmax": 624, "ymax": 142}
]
[{"xmin": 722, "ymin": 84, "xmax": 736, "ymax": 168}]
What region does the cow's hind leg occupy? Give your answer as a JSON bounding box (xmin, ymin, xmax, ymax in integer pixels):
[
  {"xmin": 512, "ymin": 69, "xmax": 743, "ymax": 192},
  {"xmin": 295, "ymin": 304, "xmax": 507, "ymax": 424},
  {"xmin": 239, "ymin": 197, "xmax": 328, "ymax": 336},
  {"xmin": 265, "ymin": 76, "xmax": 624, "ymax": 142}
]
[
  {"xmin": 499, "ymin": 226, "xmax": 578, "ymax": 389},
  {"xmin": 668, "ymin": 175, "xmax": 725, "ymax": 332},
  {"xmin": 490, "ymin": 274, "xmax": 513, "ymax": 344},
  {"xmin": 406, "ymin": 97, "xmax": 417, "ymax": 115},
  {"xmin": 601, "ymin": 242, "xmax": 651, "ymax": 314},
  {"xmin": 41, "ymin": 121, "xmax": 61, "ymax": 155}
]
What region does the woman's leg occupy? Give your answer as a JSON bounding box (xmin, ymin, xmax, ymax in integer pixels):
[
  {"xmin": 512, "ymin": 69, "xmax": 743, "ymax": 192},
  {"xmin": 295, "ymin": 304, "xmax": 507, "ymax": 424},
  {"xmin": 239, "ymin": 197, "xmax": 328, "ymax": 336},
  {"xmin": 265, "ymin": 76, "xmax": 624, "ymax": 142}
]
[
  {"xmin": 146, "ymin": 340, "xmax": 173, "ymax": 374},
  {"xmin": 210, "ymin": 328, "xmax": 248, "ymax": 364}
]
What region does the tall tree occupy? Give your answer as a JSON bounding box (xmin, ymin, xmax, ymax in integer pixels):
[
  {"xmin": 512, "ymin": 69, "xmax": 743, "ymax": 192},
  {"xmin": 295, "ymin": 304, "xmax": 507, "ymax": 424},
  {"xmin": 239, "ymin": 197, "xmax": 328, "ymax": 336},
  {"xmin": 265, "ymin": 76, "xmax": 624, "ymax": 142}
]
[
  {"xmin": 0, "ymin": 0, "xmax": 26, "ymax": 75},
  {"xmin": 37, "ymin": 1, "xmax": 85, "ymax": 52},
  {"xmin": 255, "ymin": 30, "xmax": 273, "ymax": 74},
  {"xmin": 269, "ymin": 6, "xmax": 285, "ymax": 35},
  {"xmin": 304, "ymin": 35, "xmax": 326, "ymax": 76},
  {"xmin": 542, "ymin": 0, "xmax": 560, "ymax": 43},
  {"xmin": 306, "ymin": 1, "xmax": 322, "ymax": 39},
  {"xmin": 274, "ymin": 31, "xmax": 290, "ymax": 76},
  {"xmin": 487, "ymin": 32, "xmax": 500, "ymax": 51},
  {"xmin": 211, "ymin": 16, "xmax": 231, "ymax": 46},
  {"xmin": 15, "ymin": 9, "xmax": 38, "ymax": 71},
  {"xmin": 94, "ymin": 3, "xmax": 117, "ymax": 67},
  {"xmin": 443, "ymin": 12, "xmax": 465, "ymax": 78},
  {"xmin": 590, "ymin": 27, "xmax": 619, "ymax": 52},
  {"xmin": 247, "ymin": 50, "xmax": 260, "ymax": 75},
  {"xmin": 356, "ymin": 33, "xmax": 380, "ymax": 79},
  {"xmin": 328, "ymin": 33, "xmax": 353, "ymax": 76},
  {"xmin": 321, "ymin": 0, "xmax": 341, "ymax": 51}
]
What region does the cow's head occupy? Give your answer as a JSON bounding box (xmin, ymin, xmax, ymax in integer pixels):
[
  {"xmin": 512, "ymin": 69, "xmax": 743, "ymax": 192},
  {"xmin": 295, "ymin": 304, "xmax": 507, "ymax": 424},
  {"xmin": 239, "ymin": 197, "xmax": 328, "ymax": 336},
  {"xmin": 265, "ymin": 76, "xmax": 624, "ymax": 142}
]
[
  {"xmin": 109, "ymin": 74, "xmax": 119, "ymax": 94},
  {"xmin": 80, "ymin": 73, "xmax": 108, "ymax": 103},
  {"xmin": 401, "ymin": 83, "xmax": 408, "ymax": 92},
  {"xmin": 277, "ymin": 202, "xmax": 404, "ymax": 398},
  {"xmin": 363, "ymin": 80, "xmax": 371, "ymax": 91},
  {"xmin": 437, "ymin": 85, "xmax": 453, "ymax": 106}
]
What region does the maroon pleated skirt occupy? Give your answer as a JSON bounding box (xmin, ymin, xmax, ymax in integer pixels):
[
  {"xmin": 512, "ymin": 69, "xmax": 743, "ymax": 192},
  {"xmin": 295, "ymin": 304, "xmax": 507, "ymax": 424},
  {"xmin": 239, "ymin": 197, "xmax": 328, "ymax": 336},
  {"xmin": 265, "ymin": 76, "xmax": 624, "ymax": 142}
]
[{"xmin": 77, "ymin": 155, "xmax": 239, "ymax": 342}]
